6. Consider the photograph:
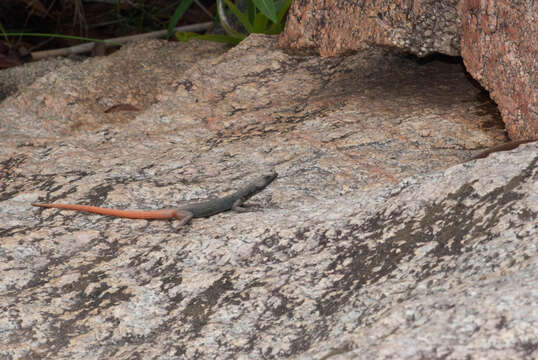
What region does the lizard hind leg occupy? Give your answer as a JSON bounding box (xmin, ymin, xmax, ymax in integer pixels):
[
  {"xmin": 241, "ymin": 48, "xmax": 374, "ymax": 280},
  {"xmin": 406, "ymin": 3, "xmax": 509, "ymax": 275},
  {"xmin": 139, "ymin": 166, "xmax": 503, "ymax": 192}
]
[{"xmin": 174, "ymin": 209, "xmax": 194, "ymax": 226}]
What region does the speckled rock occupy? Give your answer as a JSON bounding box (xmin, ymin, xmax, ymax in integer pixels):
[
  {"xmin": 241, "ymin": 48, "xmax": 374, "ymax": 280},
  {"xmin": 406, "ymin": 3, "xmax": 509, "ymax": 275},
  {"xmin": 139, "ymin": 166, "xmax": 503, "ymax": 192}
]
[
  {"xmin": 461, "ymin": 0, "xmax": 537, "ymax": 140},
  {"xmin": 0, "ymin": 57, "xmax": 79, "ymax": 101},
  {"xmin": 0, "ymin": 35, "xmax": 536, "ymax": 359},
  {"xmin": 279, "ymin": 0, "xmax": 462, "ymax": 57},
  {"xmin": 279, "ymin": 0, "xmax": 537, "ymax": 142},
  {"xmin": 0, "ymin": 39, "xmax": 228, "ymax": 137}
]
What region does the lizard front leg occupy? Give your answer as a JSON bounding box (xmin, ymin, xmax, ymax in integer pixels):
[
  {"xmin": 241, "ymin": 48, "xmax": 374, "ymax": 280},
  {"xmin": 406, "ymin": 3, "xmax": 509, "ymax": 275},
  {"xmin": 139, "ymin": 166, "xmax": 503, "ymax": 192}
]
[{"xmin": 231, "ymin": 198, "xmax": 248, "ymax": 212}]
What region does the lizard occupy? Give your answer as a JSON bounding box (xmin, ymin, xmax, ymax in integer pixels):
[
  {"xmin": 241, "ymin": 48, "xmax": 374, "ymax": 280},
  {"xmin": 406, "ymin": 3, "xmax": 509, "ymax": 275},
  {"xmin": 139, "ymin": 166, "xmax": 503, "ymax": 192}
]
[{"xmin": 32, "ymin": 170, "xmax": 277, "ymax": 226}]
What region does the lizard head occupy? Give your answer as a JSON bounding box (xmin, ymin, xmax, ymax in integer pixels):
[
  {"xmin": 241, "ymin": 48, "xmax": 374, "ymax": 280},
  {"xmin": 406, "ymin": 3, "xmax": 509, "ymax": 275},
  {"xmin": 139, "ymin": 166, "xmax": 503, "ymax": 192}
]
[
  {"xmin": 257, "ymin": 170, "xmax": 278, "ymax": 188},
  {"xmin": 238, "ymin": 170, "xmax": 277, "ymax": 199}
]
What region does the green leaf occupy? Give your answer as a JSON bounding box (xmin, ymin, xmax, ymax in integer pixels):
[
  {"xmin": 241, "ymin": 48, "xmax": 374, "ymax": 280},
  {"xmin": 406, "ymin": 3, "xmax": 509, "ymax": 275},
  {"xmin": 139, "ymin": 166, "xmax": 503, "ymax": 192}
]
[
  {"xmin": 251, "ymin": 0, "xmax": 277, "ymax": 23},
  {"xmin": 247, "ymin": 0, "xmax": 256, "ymax": 24},
  {"xmin": 223, "ymin": 0, "xmax": 254, "ymax": 33},
  {"xmin": 252, "ymin": 12, "xmax": 269, "ymax": 33},
  {"xmin": 275, "ymin": 0, "xmax": 292, "ymax": 23},
  {"xmin": 268, "ymin": 0, "xmax": 291, "ymax": 33},
  {"xmin": 175, "ymin": 31, "xmax": 243, "ymax": 45},
  {"xmin": 166, "ymin": 0, "xmax": 194, "ymax": 40}
]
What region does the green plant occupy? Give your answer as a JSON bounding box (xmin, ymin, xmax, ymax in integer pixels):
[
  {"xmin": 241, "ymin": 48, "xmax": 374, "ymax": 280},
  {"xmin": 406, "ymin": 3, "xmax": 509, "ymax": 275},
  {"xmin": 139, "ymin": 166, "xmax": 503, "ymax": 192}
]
[
  {"xmin": 175, "ymin": 0, "xmax": 292, "ymax": 45},
  {"xmin": 166, "ymin": 0, "xmax": 195, "ymax": 39}
]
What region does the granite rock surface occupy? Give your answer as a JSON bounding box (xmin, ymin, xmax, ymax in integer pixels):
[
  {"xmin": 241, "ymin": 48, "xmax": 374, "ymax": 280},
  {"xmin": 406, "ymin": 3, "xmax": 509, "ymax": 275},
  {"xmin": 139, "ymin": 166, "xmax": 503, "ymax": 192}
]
[
  {"xmin": 279, "ymin": 0, "xmax": 537, "ymax": 141},
  {"xmin": 0, "ymin": 35, "xmax": 536, "ymax": 359}
]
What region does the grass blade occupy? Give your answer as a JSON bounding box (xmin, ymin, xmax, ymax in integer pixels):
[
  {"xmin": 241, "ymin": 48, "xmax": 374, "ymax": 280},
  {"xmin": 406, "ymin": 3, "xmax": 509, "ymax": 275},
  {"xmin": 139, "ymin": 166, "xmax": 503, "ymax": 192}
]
[
  {"xmin": 251, "ymin": 0, "xmax": 277, "ymax": 23},
  {"xmin": 223, "ymin": 0, "xmax": 254, "ymax": 33},
  {"xmin": 167, "ymin": 0, "xmax": 194, "ymax": 39}
]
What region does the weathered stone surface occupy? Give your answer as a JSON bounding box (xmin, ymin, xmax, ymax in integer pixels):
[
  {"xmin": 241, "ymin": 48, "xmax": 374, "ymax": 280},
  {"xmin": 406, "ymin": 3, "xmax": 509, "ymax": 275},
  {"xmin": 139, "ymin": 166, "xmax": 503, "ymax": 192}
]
[
  {"xmin": 461, "ymin": 0, "xmax": 537, "ymax": 140},
  {"xmin": 279, "ymin": 0, "xmax": 537, "ymax": 141},
  {"xmin": 279, "ymin": 0, "xmax": 462, "ymax": 57},
  {"xmin": 0, "ymin": 39, "xmax": 228, "ymax": 137},
  {"xmin": 0, "ymin": 57, "xmax": 78, "ymax": 101},
  {"xmin": 1, "ymin": 35, "xmax": 536, "ymax": 359},
  {"xmin": 2, "ymin": 36, "xmax": 507, "ymax": 190}
]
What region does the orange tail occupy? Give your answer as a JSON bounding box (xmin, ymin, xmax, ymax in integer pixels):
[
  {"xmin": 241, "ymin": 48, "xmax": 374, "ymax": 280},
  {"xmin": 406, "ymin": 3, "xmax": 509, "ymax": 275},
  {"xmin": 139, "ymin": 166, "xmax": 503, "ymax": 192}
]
[{"xmin": 32, "ymin": 203, "xmax": 178, "ymax": 220}]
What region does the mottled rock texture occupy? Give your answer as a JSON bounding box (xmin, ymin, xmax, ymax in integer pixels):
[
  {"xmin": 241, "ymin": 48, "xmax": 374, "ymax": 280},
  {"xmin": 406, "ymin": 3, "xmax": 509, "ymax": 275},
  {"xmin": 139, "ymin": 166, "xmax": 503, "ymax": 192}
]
[
  {"xmin": 461, "ymin": 0, "xmax": 537, "ymax": 140},
  {"xmin": 0, "ymin": 36, "xmax": 536, "ymax": 359},
  {"xmin": 0, "ymin": 39, "xmax": 228, "ymax": 137},
  {"xmin": 0, "ymin": 57, "xmax": 78, "ymax": 101},
  {"xmin": 279, "ymin": 0, "xmax": 462, "ymax": 57},
  {"xmin": 279, "ymin": 0, "xmax": 537, "ymax": 141}
]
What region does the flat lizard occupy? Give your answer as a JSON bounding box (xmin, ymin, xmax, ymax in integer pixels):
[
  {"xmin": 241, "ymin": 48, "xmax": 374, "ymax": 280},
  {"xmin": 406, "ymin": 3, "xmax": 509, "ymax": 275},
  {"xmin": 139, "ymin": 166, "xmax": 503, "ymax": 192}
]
[{"xmin": 33, "ymin": 171, "xmax": 277, "ymax": 225}]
